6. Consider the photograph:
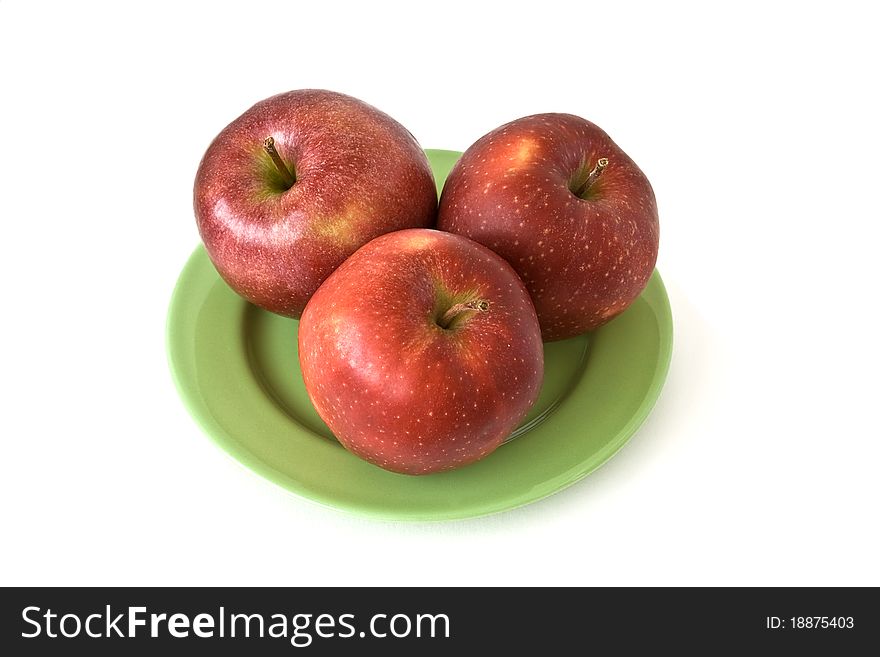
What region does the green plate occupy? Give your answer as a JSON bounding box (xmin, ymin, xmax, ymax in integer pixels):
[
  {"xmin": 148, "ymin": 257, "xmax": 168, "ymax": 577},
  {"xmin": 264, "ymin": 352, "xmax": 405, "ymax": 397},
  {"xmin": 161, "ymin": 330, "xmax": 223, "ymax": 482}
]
[{"xmin": 167, "ymin": 149, "xmax": 673, "ymax": 520}]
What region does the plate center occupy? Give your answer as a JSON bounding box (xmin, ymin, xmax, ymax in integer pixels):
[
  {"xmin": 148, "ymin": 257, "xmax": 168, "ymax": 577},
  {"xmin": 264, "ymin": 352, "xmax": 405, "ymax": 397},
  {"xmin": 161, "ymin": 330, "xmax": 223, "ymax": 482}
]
[{"xmin": 241, "ymin": 301, "xmax": 590, "ymax": 444}]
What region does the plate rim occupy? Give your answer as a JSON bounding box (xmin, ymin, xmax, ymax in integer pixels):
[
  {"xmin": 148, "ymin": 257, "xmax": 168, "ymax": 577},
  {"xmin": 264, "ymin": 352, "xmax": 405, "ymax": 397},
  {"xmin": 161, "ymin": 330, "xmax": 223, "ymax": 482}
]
[{"xmin": 167, "ymin": 148, "xmax": 674, "ymax": 521}]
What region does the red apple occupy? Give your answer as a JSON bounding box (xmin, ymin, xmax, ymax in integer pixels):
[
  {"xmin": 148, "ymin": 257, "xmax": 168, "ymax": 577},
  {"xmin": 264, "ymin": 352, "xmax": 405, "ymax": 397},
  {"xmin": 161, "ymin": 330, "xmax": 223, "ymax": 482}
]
[
  {"xmin": 194, "ymin": 89, "xmax": 437, "ymax": 318},
  {"xmin": 437, "ymin": 113, "xmax": 658, "ymax": 341},
  {"xmin": 298, "ymin": 229, "xmax": 544, "ymax": 475}
]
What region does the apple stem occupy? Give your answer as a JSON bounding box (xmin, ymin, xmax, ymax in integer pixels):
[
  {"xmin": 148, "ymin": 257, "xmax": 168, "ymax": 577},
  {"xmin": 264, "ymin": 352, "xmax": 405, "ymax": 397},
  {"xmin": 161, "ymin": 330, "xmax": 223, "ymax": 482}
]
[
  {"xmin": 573, "ymin": 157, "xmax": 609, "ymax": 197},
  {"xmin": 438, "ymin": 299, "xmax": 490, "ymax": 329},
  {"xmin": 263, "ymin": 136, "xmax": 296, "ymax": 188}
]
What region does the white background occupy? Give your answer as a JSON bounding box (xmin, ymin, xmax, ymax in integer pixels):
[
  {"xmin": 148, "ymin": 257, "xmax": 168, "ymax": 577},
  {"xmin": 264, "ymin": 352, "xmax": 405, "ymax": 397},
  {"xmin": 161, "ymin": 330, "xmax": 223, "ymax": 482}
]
[{"xmin": 1, "ymin": 0, "xmax": 878, "ymax": 586}]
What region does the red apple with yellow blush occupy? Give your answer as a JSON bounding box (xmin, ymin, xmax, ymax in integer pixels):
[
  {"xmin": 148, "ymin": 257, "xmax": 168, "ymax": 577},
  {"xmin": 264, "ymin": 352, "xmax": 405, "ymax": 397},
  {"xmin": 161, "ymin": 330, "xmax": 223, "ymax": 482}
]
[
  {"xmin": 438, "ymin": 113, "xmax": 659, "ymax": 341},
  {"xmin": 194, "ymin": 89, "xmax": 437, "ymax": 318}
]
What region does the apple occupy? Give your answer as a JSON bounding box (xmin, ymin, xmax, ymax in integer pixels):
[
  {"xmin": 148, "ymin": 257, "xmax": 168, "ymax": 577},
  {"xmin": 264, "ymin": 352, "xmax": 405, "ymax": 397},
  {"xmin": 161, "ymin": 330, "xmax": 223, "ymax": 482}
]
[
  {"xmin": 194, "ymin": 89, "xmax": 437, "ymax": 318},
  {"xmin": 298, "ymin": 229, "xmax": 544, "ymax": 475},
  {"xmin": 437, "ymin": 113, "xmax": 658, "ymax": 341}
]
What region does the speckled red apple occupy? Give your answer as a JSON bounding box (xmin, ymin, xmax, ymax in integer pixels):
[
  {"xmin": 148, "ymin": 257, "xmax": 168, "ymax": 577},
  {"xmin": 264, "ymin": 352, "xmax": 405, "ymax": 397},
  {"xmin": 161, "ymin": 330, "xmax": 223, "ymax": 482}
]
[
  {"xmin": 438, "ymin": 113, "xmax": 658, "ymax": 341},
  {"xmin": 194, "ymin": 89, "xmax": 437, "ymax": 318},
  {"xmin": 298, "ymin": 229, "xmax": 544, "ymax": 475}
]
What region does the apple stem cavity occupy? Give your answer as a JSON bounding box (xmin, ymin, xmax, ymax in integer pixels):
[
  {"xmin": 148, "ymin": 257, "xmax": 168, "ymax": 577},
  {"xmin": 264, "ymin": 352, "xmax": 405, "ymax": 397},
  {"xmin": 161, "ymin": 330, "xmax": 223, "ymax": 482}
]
[
  {"xmin": 263, "ymin": 136, "xmax": 296, "ymax": 189},
  {"xmin": 573, "ymin": 157, "xmax": 609, "ymax": 198},
  {"xmin": 438, "ymin": 299, "xmax": 490, "ymax": 329}
]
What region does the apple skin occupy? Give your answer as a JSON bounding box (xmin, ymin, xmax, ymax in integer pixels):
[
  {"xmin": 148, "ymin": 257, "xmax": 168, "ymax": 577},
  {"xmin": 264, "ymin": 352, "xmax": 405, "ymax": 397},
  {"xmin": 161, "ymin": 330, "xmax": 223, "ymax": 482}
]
[
  {"xmin": 437, "ymin": 113, "xmax": 658, "ymax": 341},
  {"xmin": 194, "ymin": 89, "xmax": 437, "ymax": 318},
  {"xmin": 298, "ymin": 229, "xmax": 544, "ymax": 475}
]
